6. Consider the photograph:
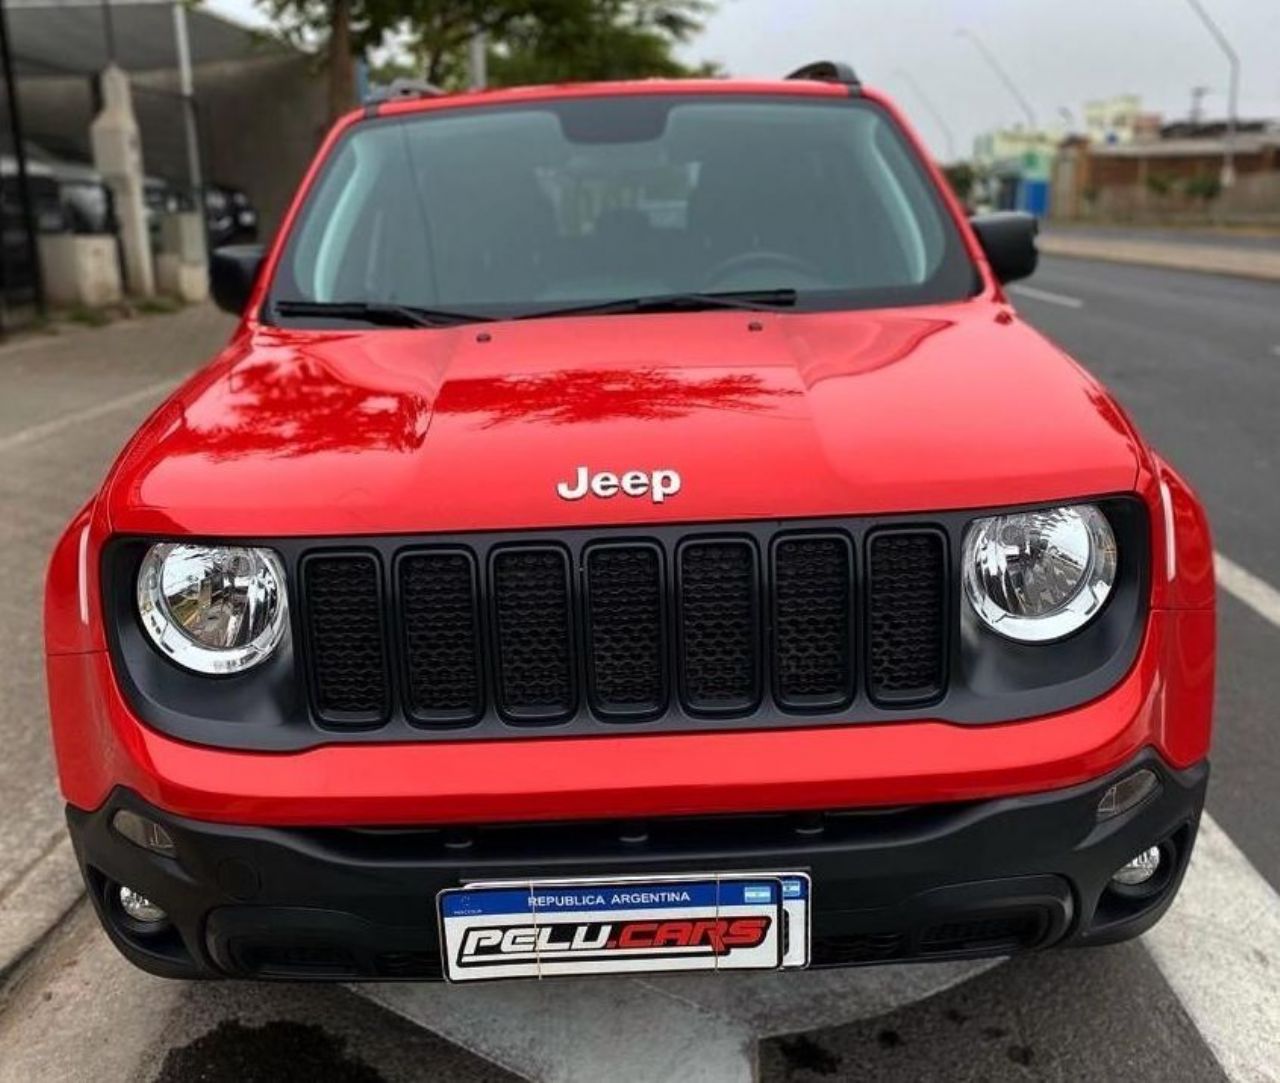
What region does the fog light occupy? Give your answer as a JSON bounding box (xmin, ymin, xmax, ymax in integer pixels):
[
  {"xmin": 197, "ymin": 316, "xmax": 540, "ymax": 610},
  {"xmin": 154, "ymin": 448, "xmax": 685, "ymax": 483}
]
[
  {"xmin": 1112, "ymin": 845, "xmax": 1162, "ymax": 886},
  {"xmin": 118, "ymin": 886, "xmax": 167, "ymax": 925},
  {"xmin": 112, "ymin": 810, "xmax": 177, "ymax": 856},
  {"xmin": 1097, "ymin": 769, "xmax": 1159, "ymax": 821}
]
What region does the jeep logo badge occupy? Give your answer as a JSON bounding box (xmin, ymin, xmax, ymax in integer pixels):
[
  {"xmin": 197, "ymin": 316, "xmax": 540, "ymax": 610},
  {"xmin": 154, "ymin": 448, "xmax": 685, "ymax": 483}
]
[{"xmin": 556, "ymin": 466, "xmax": 681, "ymax": 504}]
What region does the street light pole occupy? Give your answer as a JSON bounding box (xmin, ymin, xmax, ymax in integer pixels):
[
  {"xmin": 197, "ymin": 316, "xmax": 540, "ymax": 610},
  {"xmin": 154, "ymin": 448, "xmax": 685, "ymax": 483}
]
[
  {"xmin": 1184, "ymin": 0, "xmax": 1239, "ymax": 187},
  {"xmin": 893, "ymin": 68, "xmax": 957, "ymax": 163},
  {"xmin": 956, "ymin": 28, "xmax": 1037, "ymax": 130}
]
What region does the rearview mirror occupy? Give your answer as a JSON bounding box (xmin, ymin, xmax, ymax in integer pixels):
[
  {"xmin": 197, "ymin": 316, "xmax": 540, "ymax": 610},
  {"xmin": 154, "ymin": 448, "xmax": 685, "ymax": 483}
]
[
  {"xmin": 969, "ymin": 212, "xmax": 1038, "ymax": 284},
  {"xmin": 210, "ymin": 244, "xmax": 265, "ymax": 315}
]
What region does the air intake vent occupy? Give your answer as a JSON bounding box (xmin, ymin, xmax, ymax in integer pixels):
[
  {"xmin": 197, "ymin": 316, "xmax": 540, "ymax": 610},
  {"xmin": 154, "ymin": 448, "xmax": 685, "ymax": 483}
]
[
  {"xmin": 866, "ymin": 531, "xmax": 947, "ymax": 705},
  {"xmin": 773, "ymin": 535, "xmax": 854, "ymax": 710},
  {"xmin": 302, "ymin": 554, "xmax": 389, "ymax": 723},
  {"xmin": 585, "ymin": 544, "xmax": 667, "ymax": 719},
  {"xmin": 491, "ymin": 547, "xmax": 575, "ymax": 722},
  {"xmin": 399, "ymin": 550, "xmax": 483, "ymax": 724},
  {"xmin": 678, "ymin": 540, "xmax": 760, "ymax": 714}
]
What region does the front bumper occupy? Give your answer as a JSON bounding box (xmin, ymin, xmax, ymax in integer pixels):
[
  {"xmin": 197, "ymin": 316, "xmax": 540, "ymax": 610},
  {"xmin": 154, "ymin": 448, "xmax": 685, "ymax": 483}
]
[{"xmin": 68, "ymin": 749, "xmax": 1206, "ymax": 981}]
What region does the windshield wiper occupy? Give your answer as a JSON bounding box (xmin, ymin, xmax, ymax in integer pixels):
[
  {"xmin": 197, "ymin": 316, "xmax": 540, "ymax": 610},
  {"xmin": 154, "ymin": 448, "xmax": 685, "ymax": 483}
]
[
  {"xmin": 516, "ymin": 289, "xmax": 799, "ymax": 320},
  {"xmin": 273, "ymin": 299, "xmax": 494, "ymax": 327}
]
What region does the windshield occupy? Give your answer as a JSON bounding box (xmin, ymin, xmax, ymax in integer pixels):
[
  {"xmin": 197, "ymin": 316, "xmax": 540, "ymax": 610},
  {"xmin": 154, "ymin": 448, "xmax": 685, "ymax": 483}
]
[{"xmin": 270, "ymin": 94, "xmax": 978, "ymax": 322}]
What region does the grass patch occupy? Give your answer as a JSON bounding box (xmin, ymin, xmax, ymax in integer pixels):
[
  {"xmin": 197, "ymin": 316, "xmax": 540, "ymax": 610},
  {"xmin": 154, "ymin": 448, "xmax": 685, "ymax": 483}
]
[{"xmin": 65, "ymin": 305, "xmax": 114, "ymax": 327}]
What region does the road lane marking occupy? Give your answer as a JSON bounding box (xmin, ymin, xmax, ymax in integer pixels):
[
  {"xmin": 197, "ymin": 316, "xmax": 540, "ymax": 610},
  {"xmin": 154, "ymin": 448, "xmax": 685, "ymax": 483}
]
[
  {"xmin": 1271, "ymin": 345, "xmax": 1280, "ymax": 358},
  {"xmin": 1215, "ymin": 552, "xmax": 1280, "ymax": 629},
  {"xmin": 0, "ymin": 379, "xmax": 176, "ymax": 456},
  {"xmin": 1008, "ymin": 284, "xmax": 1085, "ymax": 309},
  {"xmin": 1145, "ymin": 813, "xmax": 1280, "ymax": 1083}
]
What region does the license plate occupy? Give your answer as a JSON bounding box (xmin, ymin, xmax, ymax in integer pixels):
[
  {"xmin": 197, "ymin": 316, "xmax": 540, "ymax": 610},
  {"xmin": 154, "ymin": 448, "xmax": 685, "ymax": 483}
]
[{"xmin": 438, "ymin": 872, "xmax": 810, "ymax": 982}]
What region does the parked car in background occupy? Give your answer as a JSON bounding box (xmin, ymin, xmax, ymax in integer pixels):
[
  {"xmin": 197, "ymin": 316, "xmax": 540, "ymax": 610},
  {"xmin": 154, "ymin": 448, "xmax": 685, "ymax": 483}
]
[
  {"xmin": 1, "ymin": 155, "xmax": 63, "ymax": 308},
  {"xmin": 205, "ymin": 184, "xmax": 258, "ymax": 247}
]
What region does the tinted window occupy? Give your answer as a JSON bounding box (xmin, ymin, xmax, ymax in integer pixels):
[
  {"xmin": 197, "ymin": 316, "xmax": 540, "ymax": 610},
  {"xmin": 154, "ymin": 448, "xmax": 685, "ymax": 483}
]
[{"xmin": 272, "ymin": 95, "xmax": 976, "ymax": 318}]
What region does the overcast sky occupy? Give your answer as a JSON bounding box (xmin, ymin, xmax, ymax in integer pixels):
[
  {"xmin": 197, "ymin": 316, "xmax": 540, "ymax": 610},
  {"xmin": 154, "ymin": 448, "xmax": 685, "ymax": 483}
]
[{"xmin": 207, "ymin": 0, "xmax": 1280, "ymax": 159}]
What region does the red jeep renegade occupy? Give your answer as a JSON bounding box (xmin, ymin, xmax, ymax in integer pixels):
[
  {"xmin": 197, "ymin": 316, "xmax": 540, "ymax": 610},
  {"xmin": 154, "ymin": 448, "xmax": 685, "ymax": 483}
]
[{"xmin": 45, "ymin": 63, "xmax": 1214, "ymax": 982}]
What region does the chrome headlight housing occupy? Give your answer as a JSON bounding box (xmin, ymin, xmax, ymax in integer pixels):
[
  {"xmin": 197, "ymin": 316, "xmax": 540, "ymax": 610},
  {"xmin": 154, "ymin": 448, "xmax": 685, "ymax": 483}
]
[
  {"xmin": 962, "ymin": 504, "xmax": 1117, "ymax": 643},
  {"xmin": 137, "ymin": 543, "xmax": 289, "ymax": 674}
]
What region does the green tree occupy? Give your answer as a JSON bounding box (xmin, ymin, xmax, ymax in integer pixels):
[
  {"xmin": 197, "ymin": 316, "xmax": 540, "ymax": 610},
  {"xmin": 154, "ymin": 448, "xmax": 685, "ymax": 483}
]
[
  {"xmin": 258, "ymin": 0, "xmax": 404, "ymax": 121},
  {"xmin": 485, "ymin": 0, "xmax": 716, "ymax": 85}
]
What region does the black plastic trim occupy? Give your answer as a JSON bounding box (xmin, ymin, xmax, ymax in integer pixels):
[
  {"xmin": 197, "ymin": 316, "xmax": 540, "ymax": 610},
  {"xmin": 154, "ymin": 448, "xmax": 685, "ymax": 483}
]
[
  {"xmin": 298, "ymin": 550, "xmax": 392, "ymax": 726},
  {"xmin": 395, "ymin": 546, "xmax": 485, "ymax": 727},
  {"xmin": 582, "ymin": 539, "xmax": 671, "ymax": 723},
  {"xmin": 65, "ymin": 749, "xmax": 1207, "ymax": 981},
  {"xmin": 101, "ymin": 496, "xmax": 1149, "ymax": 752},
  {"xmin": 770, "ymin": 531, "xmax": 856, "ymax": 713},
  {"xmin": 488, "ymin": 543, "xmax": 578, "ymax": 725},
  {"xmin": 675, "ymin": 535, "xmax": 764, "ymax": 716},
  {"xmin": 864, "ymin": 526, "xmax": 949, "ymax": 708}
]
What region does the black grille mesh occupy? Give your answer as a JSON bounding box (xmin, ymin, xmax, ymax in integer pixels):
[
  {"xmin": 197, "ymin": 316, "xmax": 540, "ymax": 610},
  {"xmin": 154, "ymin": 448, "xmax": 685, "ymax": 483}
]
[
  {"xmin": 866, "ymin": 532, "xmax": 947, "ymax": 704},
  {"xmin": 679, "ymin": 541, "xmax": 759, "ymax": 712},
  {"xmin": 298, "ymin": 525, "xmax": 952, "ymax": 730},
  {"xmin": 586, "ymin": 546, "xmax": 665, "ymax": 717},
  {"xmin": 773, "ymin": 536, "xmax": 853, "ymax": 708},
  {"xmin": 303, "ymin": 555, "xmax": 387, "ymax": 720},
  {"xmin": 492, "ymin": 548, "xmax": 574, "ymax": 720},
  {"xmin": 400, "ymin": 551, "xmax": 481, "ymax": 722}
]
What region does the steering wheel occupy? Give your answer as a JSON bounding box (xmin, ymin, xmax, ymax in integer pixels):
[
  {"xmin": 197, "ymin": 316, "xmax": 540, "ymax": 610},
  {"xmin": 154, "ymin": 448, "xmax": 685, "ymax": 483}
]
[{"xmin": 703, "ymin": 250, "xmax": 825, "ymax": 289}]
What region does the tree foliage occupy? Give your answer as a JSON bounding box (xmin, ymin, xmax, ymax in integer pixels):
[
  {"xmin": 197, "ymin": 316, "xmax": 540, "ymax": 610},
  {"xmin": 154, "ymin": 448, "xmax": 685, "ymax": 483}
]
[
  {"xmin": 256, "ymin": 0, "xmax": 716, "ymax": 119},
  {"xmin": 485, "ymin": 0, "xmax": 718, "ymax": 86}
]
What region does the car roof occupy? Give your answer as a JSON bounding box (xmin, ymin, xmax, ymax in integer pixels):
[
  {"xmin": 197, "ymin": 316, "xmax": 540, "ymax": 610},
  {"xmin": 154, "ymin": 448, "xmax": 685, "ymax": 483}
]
[{"xmin": 369, "ymin": 76, "xmax": 862, "ymax": 121}]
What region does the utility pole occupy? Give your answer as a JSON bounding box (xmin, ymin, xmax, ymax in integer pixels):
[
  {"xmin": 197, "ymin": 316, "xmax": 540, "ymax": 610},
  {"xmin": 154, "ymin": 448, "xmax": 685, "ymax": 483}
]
[
  {"xmin": 893, "ymin": 68, "xmax": 957, "ymax": 163},
  {"xmin": 1184, "ymin": 0, "xmax": 1239, "ymax": 187},
  {"xmin": 468, "ymin": 30, "xmax": 487, "ymax": 90},
  {"xmin": 0, "ymin": 0, "xmax": 46, "ymax": 321},
  {"xmin": 1190, "ymin": 85, "xmax": 1210, "ymax": 125},
  {"xmin": 956, "ymin": 28, "xmax": 1037, "ymax": 130}
]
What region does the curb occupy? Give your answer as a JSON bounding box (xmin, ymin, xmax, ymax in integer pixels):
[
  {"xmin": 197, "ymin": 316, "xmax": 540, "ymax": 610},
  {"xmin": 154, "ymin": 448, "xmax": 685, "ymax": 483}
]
[
  {"xmin": 0, "ymin": 835, "xmax": 85, "ymax": 980},
  {"xmin": 1038, "ymin": 235, "xmax": 1280, "ymax": 282}
]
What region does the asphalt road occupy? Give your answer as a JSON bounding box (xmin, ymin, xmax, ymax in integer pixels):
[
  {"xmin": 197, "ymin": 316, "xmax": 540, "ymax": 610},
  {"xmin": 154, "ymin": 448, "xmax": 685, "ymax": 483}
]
[
  {"xmin": 1011, "ymin": 255, "xmax": 1280, "ymax": 888},
  {"xmin": 2, "ymin": 255, "xmax": 1279, "ymax": 1080}
]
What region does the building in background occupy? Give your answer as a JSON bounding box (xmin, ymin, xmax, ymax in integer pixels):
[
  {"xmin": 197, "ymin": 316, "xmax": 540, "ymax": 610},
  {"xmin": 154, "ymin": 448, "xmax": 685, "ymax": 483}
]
[
  {"xmin": 1083, "ymin": 94, "xmax": 1158, "ymax": 146},
  {"xmin": 972, "ymin": 126, "xmax": 1062, "ymax": 216},
  {"xmin": 1052, "ymin": 120, "xmax": 1280, "ymax": 222}
]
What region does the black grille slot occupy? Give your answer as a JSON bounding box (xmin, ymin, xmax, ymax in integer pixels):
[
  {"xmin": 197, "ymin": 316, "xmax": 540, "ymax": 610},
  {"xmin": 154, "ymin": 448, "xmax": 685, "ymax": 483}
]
[
  {"xmin": 678, "ymin": 540, "xmax": 760, "ymax": 714},
  {"xmin": 585, "ymin": 545, "xmax": 667, "ymax": 719},
  {"xmin": 866, "ymin": 531, "xmax": 947, "ymax": 705},
  {"xmin": 491, "ymin": 547, "xmax": 575, "ymax": 722},
  {"xmin": 302, "ymin": 554, "xmax": 389, "ymax": 723},
  {"xmin": 773, "ymin": 535, "xmax": 854, "ymax": 710},
  {"xmin": 399, "ymin": 551, "xmax": 482, "ymax": 723}
]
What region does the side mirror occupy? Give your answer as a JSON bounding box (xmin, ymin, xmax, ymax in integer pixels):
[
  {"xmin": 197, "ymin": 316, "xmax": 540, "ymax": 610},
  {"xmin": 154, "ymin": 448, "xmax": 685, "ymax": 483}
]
[
  {"xmin": 210, "ymin": 244, "xmax": 265, "ymax": 315},
  {"xmin": 969, "ymin": 212, "xmax": 1038, "ymax": 284}
]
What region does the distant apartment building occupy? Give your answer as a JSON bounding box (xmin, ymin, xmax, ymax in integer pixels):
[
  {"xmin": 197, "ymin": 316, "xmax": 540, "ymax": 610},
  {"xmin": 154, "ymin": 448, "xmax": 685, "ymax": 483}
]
[{"xmin": 972, "ymin": 126, "xmax": 1063, "ymax": 216}]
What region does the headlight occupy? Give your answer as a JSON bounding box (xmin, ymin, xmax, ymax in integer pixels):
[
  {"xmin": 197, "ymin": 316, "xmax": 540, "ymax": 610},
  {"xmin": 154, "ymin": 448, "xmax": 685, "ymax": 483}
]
[
  {"xmin": 137, "ymin": 543, "xmax": 288, "ymax": 674},
  {"xmin": 962, "ymin": 504, "xmax": 1117, "ymax": 643}
]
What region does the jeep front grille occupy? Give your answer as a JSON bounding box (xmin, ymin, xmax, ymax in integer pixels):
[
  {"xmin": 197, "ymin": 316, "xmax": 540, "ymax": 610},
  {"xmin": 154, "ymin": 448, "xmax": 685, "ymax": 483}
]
[{"xmin": 297, "ymin": 522, "xmax": 949, "ymax": 735}]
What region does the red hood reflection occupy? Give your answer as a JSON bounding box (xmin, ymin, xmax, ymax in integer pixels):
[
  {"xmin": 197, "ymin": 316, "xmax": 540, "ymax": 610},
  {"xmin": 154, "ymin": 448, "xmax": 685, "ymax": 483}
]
[{"xmin": 106, "ymin": 304, "xmax": 1142, "ymax": 537}]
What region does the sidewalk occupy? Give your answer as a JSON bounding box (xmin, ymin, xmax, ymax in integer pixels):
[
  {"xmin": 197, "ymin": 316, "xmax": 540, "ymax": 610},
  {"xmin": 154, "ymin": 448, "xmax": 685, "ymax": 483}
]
[
  {"xmin": 1038, "ymin": 225, "xmax": 1280, "ymax": 281},
  {"xmin": 0, "ymin": 304, "xmax": 235, "ymax": 977}
]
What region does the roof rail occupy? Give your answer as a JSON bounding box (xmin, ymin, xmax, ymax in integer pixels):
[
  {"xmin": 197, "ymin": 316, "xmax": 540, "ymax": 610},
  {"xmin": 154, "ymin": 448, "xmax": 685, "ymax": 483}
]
[
  {"xmin": 363, "ymin": 77, "xmax": 445, "ymax": 107},
  {"xmin": 785, "ymin": 61, "xmax": 861, "ymax": 89}
]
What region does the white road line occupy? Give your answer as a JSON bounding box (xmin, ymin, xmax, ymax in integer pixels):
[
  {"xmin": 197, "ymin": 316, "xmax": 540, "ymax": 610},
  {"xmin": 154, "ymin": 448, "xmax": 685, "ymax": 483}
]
[
  {"xmin": 1144, "ymin": 553, "xmax": 1280, "ymax": 1080},
  {"xmin": 1146, "ymin": 813, "xmax": 1280, "ymax": 1083},
  {"xmin": 1215, "ymin": 552, "xmax": 1280, "ymax": 628},
  {"xmin": 1008, "ymin": 284, "xmax": 1085, "ymax": 309},
  {"xmin": 0, "ymin": 379, "xmax": 176, "ymax": 456}
]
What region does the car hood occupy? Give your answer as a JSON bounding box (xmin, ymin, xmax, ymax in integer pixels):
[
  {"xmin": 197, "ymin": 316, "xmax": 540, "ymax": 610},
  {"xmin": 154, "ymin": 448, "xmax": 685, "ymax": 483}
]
[{"xmin": 106, "ymin": 301, "xmax": 1144, "ymax": 536}]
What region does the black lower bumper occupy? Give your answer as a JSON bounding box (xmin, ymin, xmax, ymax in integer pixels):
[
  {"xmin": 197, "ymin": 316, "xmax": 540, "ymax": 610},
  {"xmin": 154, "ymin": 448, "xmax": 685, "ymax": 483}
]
[{"xmin": 67, "ymin": 750, "xmax": 1207, "ymax": 981}]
